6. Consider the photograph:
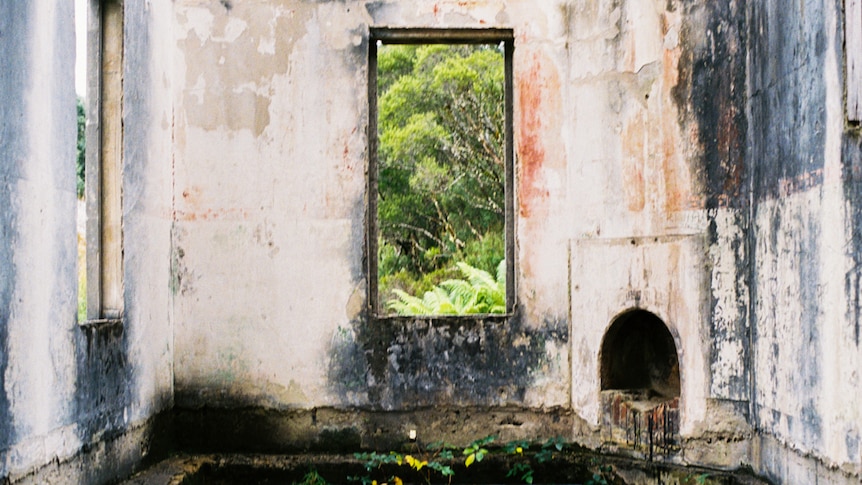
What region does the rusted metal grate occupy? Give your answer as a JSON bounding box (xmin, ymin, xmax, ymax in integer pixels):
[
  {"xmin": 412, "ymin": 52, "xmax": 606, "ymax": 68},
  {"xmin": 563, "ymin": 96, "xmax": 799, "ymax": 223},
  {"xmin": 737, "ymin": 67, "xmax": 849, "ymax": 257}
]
[{"xmin": 601, "ymin": 390, "xmax": 680, "ymax": 460}]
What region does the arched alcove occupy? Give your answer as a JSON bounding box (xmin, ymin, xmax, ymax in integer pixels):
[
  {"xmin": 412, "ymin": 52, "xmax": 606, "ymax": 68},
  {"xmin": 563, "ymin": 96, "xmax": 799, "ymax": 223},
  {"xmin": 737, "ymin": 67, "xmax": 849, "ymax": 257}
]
[{"xmin": 600, "ymin": 309, "xmax": 680, "ymax": 400}]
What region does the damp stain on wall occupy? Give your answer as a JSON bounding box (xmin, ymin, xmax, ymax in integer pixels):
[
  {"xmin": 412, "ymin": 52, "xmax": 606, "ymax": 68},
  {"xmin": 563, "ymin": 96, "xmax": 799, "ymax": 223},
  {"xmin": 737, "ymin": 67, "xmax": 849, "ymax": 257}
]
[{"xmin": 327, "ymin": 313, "xmax": 568, "ymax": 410}]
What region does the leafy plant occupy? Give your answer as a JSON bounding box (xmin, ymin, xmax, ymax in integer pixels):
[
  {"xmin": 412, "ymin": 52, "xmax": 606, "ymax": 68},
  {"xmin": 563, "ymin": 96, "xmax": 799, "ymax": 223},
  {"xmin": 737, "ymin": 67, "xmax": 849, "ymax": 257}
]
[
  {"xmin": 534, "ymin": 436, "xmax": 567, "ymax": 464},
  {"xmin": 462, "ymin": 435, "xmax": 495, "ymax": 467},
  {"xmin": 585, "ymin": 458, "xmax": 613, "ymax": 485},
  {"xmin": 507, "ymin": 462, "xmax": 534, "ymax": 484},
  {"xmin": 386, "ymin": 260, "xmax": 505, "ymax": 315},
  {"xmin": 294, "ymin": 468, "xmax": 329, "ymax": 485},
  {"xmin": 682, "ymin": 472, "xmax": 710, "ymax": 484},
  {"xmin": 350, "ymin": 435, "xmax": 586, "ymax": 485},
  {"xmin": 352, "ymin": 445, "xmax": 455, "ymax": 485}
]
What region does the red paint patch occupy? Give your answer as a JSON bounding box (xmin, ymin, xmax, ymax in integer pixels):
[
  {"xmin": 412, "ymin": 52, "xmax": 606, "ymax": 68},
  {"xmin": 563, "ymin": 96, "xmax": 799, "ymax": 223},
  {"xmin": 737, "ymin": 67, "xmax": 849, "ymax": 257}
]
[
  {"xmin": 175, "ymin": 208, "xmax": 251, "ymax": 222},
  {"xmin": 517, "ymin": 53, "xmax": 549, "ymax": 218}
]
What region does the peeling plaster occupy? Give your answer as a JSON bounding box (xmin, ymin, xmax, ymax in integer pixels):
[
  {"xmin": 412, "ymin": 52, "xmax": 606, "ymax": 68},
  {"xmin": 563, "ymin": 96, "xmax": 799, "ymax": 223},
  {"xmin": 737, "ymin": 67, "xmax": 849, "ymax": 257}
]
[{"xmin": 4, "ymin": 1, "xmax": 862, "ymax": 483}]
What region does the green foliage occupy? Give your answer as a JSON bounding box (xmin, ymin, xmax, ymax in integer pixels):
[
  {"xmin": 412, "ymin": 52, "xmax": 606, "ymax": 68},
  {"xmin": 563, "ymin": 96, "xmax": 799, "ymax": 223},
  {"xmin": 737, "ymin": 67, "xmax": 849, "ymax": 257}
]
[
  {"xmin": 352, "ymin": 445, "xmax": 455, "ymax": 485},
  {"xmin": 507, "ymin": 462, "xmax": 534, "ymax": 484},
  {"xmin": 77, "ymin": 265, "xmax": 86, "ymax": 323},
  {"xmin": 348, "ymin": 436, "xmax": 588, "ymax": 485},
  {"xmin": 462, "ymin": 435, "xmax": 494, "ymax": 467},
  {"xmin": 76, "ymin": 97, "xmax": 86, "ymax": 199},
  {"xmin": 293, "ymin": 468, "xmax": 329, "ymax": 485},
  {"xmin": 682, "ymin": 473, "xmax": 711, "ymax": 484},
  {"xmin": 77, "ymin": 228, "xmax": 87, "ymax": 323},
  {"xmin": 376, "ymin": 42, "xmax": 505, "ymax": 294},
  {"xmin": 585, "ymin": 458, "xmax": 613, "ymax": 485},
  {"xmin": 351, "ymin": 436, "xmax": 500, "ymax": 485},
  {"xmin": 349, "ymin": 435, "xmax": 615, "ymax": 485},
  {"xmin": 386, "ymin": 260, "xmax": 505, "ymax": 315}
]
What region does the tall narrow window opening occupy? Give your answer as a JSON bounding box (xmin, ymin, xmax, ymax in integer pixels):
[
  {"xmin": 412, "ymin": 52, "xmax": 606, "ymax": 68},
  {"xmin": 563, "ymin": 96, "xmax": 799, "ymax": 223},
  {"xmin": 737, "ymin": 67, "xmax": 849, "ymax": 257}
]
[
  {"xmin": 848, "ymin": 0, "xmax": 862, "ymax": 122},
  {"xmin": 75, "ymin": 0, "xmax": 87, "ymax": 323},
  {"xmin": 84, "ymin": 0, "xmax": 124, "ymax": 322},
  {"xmin": 368, "ymin": 28, "xmax": 515, "ymax": 317}
]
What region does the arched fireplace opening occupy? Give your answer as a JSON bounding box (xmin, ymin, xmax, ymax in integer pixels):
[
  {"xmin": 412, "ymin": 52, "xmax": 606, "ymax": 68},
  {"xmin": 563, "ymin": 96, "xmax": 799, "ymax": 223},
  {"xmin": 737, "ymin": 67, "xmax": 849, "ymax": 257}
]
[
  {"xmin": 600, "ymin": 309, "xmax": 680, "ymax": 399},
  {"xmin": 599, "ymin": 309, "xmax": 681, "ymax": 456}
]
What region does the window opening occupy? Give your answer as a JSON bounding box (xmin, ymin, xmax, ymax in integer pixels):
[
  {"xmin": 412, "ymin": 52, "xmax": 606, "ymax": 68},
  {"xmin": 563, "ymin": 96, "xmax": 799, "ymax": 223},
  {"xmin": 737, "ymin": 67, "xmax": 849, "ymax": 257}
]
[
  {"xmin": 83, "ymin": 0, "xmax": 124, "ymax": 323},
  {"xmin": 75, "ymin": 0, "xmax": 87, "ymax": 323},
  {"xmin": 368, "ymin": 28, "xmax": 515, "ymax": 317},
  {"xmin": 849, "ymin": 0, "xmax": 862, "ymax": 122}
]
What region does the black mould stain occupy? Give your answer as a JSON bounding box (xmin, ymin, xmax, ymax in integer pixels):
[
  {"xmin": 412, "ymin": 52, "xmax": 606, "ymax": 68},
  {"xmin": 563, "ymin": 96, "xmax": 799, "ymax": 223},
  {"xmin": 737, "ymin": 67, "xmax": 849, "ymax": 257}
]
[
  {"xmin": 752, "ymin": 203, "xmax": 824, "ymax": 443},
  {"xmin": 747, "ymin": 1, "xmax": 827, "ymax": 201},
  {"xmin": 675, "ymin": 2, "xmax": 751, "ymax": 400},
  {"xmin": 327, "ymin": 321, "xmax": 369, "ymax": 399},
  {"xmin": 74, "ymin": 323, "xmax": 132, "ymax": 439},
  {"xmin": 219, "ymin": 0, "xmax": 233, "ymax": 12},
  {"xmin": 843, "ymin": 133, "xmax": 862, "ymax": 346},
  {"xmin": 797, "ymin": 213, "xmax": 823, "ymax": 446},
  {"xmin": 329, "ymin": 311, "xmax": 567, "ymax": 410},
  {"xmin": 674, "ymin": 1, "xmax": 748, "ymax": 210}
]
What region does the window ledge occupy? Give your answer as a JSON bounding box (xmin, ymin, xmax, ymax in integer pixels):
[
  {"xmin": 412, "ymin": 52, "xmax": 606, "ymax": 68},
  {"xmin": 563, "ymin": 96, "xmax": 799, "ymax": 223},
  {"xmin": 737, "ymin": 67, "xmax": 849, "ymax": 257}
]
[
  {"xmin": 372, "ymin": 313, "xmax": 513, "ymax": 322},
  {"xmin": 78, "ymin": 317, "xmax": 123, "ymax": 329}
]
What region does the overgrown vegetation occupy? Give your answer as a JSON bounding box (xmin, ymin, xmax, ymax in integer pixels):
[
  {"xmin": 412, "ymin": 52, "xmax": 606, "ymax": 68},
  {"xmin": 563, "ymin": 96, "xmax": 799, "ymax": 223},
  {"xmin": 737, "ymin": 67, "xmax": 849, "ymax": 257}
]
[
  {"xmin": 76, "ymin": 96, "xmax": 87, "ymax": 322},
  {"xmin": 376, "ymin": 44, "xmax": 505, "ymax": 313},
  {"xmin": 349, "ymin": 435, "xmax": 588, "ymax": 485},
  {"xmin": 294, "ymin": 468, "xmax": 330, "ymax": 485},
  {"xmin": 77, "ymin": 235, "xmax": 86, "ymax": 323},
  {"xmin": 387, "ymin": 260, "xmax": 505, "ymax": 315}
]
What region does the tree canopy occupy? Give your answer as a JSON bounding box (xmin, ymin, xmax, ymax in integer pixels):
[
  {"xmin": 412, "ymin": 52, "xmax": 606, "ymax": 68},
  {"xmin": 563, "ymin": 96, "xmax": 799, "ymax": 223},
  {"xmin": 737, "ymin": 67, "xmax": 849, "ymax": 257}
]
[
  {"xmin": 77, "ymin": 97, "xmax": 86, "ymax": 198},
  {"xmin": 376, "ymin": 43, "xmax": 506, "ymax": 312}
]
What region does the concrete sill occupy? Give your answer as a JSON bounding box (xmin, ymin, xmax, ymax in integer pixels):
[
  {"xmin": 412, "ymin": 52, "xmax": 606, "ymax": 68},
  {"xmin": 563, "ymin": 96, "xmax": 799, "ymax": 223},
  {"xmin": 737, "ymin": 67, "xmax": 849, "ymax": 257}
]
[{"xmin": 78, "ymin": 317, "xmax": 123, "ymax": 329}]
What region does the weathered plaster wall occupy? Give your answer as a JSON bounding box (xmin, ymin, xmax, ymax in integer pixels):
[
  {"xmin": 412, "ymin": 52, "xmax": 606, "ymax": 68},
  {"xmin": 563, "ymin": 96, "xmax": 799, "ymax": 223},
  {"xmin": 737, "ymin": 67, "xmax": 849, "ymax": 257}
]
[
  {"xmin": 0, "ymin": 1, "xmax": 174, "ymax": 483},
  {"xmin": 167, "ymin": 0, "xmax": 758, "ymax": 458},
  {"xmin": 567, "ymin": 0, "xmax": 751, "ymax": 465},
  {"xmin": 168, "ymin": 0, "xmax": 763, "ymax": 471},
  {"xmin": 170, "ymin": 0, "xmax": 369, "ymax": 410},
  {"xmin": 4, "ymin": 0, "xmax": 861, "ymax": 483},
  {"xmin": 748, "ymin": 0, "xmax": 862, "ymax": 481},
  {"xmin": 170, "ymin": 0, "xmax": 571, "ymax": 418}
]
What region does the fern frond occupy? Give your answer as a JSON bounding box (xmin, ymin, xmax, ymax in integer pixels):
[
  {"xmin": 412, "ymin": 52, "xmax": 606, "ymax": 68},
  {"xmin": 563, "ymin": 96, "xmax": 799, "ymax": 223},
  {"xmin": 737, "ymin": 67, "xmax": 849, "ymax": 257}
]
[
  {"xmin": 387, "ymin": 289, "xmax": 431, "ymax": 315},
  {"xmin": 455, "ymin": 262, "xmax": 497, "ymax": 290}
]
